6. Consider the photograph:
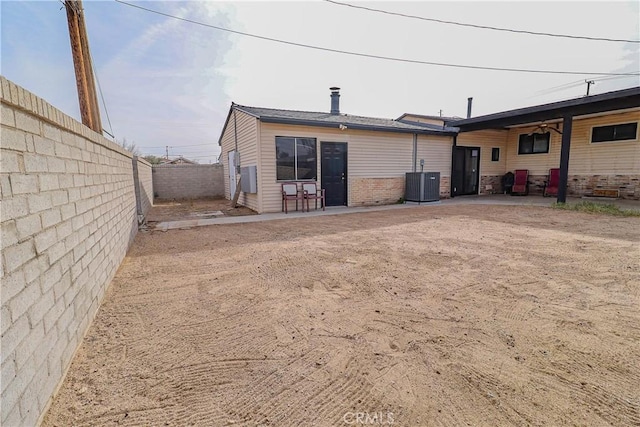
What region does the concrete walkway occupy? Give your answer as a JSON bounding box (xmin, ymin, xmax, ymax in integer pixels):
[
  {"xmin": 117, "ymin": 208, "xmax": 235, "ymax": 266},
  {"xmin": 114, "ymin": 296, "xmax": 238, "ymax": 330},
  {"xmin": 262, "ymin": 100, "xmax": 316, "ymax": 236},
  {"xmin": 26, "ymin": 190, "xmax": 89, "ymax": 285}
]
[{"xmin": 151, "ymin": 195, "xmax": 640, "ymax": 230}]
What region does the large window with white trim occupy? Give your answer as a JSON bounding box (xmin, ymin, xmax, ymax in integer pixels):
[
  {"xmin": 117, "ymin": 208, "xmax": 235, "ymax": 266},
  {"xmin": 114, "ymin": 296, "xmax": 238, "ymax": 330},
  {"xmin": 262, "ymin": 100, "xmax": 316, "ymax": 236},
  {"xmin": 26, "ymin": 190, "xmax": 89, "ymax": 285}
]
[
  {"xmin": 591, "ymin": 122, "xmax": 638, "ymax": 143},
  {"xmin": 276, "ymin": 137, "xmax": 317, "ymax": 181}
]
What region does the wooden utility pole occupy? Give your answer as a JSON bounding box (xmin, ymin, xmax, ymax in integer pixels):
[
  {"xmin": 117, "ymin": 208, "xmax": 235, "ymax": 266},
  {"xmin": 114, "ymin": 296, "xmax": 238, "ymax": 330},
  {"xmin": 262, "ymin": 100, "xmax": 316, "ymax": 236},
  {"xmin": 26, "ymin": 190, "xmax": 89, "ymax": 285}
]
[{"xmin": 65, "ymin": 0, "xmax": 102, "ymax": 133}]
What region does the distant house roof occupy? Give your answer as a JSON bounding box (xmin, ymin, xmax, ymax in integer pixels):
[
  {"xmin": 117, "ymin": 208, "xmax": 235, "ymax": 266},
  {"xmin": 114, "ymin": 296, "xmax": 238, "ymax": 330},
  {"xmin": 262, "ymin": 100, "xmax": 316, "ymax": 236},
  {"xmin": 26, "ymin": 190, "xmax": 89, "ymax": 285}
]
[
  {"xmin": 231, "ymin": 104, "xmax": 459, "ymax": 136},
  {"xmin": 397, "ymin": 113, "xmax": 463, "ymax": 122},
  {"xmin": 448, "ymin": 86, "xmax": 640, "ymax": 132},
  {"xmin": 160, "ymin": 156, "xmax": 198, "ymax": 165}
]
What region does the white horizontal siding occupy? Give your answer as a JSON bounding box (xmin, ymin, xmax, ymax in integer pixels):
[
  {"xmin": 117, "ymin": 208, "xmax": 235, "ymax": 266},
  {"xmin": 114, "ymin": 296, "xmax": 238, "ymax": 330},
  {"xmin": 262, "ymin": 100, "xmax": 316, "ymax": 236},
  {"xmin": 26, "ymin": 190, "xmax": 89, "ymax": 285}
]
[
  {"xmin": 416, "ymin": 135, "xmax": 452, "ymax": 176},
  {"xmin": 259, "ymin": 123, "xmax": 448, "ymax": 213},
  {"xmin": 219, "ymin": 109, "xmax": 259, "ymax": 211},
  {"xmin": 457, "ymin": 130, "xmax": 508, "ymax": 176},
  {"xmin": 566, "ymin": 110, "xmax": 639, "ymax": 175},
  {"xmin": 505, "ymin": 110, "xmax": 640, "ymax": 175}
]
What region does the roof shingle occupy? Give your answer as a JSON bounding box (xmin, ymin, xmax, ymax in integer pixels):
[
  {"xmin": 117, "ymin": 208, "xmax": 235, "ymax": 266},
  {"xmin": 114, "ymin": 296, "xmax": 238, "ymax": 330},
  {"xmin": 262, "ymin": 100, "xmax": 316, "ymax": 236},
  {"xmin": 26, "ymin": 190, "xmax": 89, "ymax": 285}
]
[{"xmin": 234, "ymin": 104, "xmax": 458, "ymax": 135}]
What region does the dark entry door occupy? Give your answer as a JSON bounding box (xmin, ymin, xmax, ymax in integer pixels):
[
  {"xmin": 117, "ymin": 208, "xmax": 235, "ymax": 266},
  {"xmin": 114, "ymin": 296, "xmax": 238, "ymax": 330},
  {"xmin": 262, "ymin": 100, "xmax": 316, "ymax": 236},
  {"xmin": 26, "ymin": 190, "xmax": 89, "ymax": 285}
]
[
  {"xmin": 452, "ymin": 146, "xmax": 480, "ymax": 196},
  {"xmin": 321, "ymin": 142, "xmax": 347, "ymax": 206}
]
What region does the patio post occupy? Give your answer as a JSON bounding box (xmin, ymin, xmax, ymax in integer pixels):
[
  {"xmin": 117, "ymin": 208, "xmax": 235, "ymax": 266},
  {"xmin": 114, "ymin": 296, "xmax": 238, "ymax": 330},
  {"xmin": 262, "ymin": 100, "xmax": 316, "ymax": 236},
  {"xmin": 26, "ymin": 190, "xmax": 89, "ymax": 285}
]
[{"xmin": 557, "ymin": 114, "xmax": 573, "ymax": 203}]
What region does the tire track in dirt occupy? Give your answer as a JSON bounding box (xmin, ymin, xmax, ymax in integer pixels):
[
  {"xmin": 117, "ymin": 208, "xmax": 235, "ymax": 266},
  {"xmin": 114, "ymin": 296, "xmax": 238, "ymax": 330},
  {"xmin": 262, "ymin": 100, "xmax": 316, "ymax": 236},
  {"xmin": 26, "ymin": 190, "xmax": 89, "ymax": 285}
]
[{"xmin": 42, "ymin": 205, "xmax": 640, "ymax": 427}]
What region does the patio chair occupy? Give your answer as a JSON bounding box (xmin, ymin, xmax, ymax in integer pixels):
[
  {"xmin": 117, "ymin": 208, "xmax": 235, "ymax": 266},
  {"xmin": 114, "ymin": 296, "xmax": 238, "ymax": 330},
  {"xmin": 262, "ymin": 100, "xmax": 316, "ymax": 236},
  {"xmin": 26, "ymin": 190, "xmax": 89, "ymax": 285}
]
[
  {"xmin": 511, "ymin": 169, "xmax": 529, "ymax": 196},
  {"xmin": 281, "ymin": 182, "xmax": 305, "ymax": 213},
  {"xmin": 543, "ymin": 168, "xmax": 560, "ymax": 197},
  {"xmin": 302, "ymin": 182, "xmax": 325, "ymax": 212}
]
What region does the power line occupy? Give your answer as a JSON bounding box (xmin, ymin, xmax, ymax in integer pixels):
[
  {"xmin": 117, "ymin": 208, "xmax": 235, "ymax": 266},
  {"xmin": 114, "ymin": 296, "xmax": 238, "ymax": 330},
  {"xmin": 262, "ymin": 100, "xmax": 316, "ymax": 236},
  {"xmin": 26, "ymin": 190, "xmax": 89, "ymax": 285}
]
[
  {"xmin": 90, "ymin": 58, "xmax": 114, "ymax": 138},
  {"xmin": 323, "ymin": 0, "xmax": 640, "ymax": 44},
  {"xmin": 530, "ymin": 74, "xmax": 638, "ymax": 98},
  {"xmin": 136, "ymin": 142, "xmax": 214, "ymax": 149},
  {"xmin": 114, "ymin": 0, "xmax": 639, "ymax": 77}
]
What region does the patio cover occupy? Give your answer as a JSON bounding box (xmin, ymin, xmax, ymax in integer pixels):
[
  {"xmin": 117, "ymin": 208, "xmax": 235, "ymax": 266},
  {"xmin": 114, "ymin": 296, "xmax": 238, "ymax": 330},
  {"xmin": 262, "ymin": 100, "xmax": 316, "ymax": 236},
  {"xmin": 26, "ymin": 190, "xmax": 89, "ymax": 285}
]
[{"xmin": 447, "ymin": 87, "xmax": 640, "ymax": 203}]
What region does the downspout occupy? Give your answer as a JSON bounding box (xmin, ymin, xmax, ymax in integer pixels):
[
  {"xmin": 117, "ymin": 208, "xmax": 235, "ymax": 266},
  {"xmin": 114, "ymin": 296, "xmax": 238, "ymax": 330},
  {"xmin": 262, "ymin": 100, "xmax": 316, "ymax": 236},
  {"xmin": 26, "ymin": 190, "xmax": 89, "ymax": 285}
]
[
  {"xmin": 412, "ymin": 133, "xmax": 417, "ymax": 172},
  {"xmin": 450, "ymin": 134, "xmax": 457, "ymax": 198}
]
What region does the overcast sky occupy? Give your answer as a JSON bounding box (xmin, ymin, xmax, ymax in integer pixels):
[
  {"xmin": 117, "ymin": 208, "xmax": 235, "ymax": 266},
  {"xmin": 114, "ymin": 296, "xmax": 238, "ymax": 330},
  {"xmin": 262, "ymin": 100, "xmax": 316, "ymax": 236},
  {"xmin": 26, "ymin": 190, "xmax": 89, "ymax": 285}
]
[{"xmin": 2, "ymin": 1, "xmax": 639, "ymax": 162}]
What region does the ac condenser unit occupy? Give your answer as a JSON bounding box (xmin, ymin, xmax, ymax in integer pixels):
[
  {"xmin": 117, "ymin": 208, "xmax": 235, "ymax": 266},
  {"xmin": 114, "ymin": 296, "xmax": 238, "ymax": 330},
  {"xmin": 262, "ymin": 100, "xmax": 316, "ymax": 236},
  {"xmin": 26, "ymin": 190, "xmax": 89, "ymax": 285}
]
[{"xmin": 405, "ymin": 172, "xmax": 440, "ymax": 203}]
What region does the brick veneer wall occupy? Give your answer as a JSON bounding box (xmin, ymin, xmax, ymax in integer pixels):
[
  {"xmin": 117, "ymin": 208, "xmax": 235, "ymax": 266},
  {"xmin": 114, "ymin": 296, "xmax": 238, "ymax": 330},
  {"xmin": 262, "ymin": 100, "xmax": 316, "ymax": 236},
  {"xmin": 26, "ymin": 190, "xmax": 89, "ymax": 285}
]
[
  {"xmin": 479, "ymin": 175, "xmax": 503, "ymax": 194},
  {"xmin": 569, "ymin": 174, "xmax": 639, "ymax": 200},
  {"xmin": 152, "ymin": 164, "xmax": 224, "ymax": 199},
  {"xmin": 439, "ymin": 176, "xmax": 451, "ymax": 199},
  {"xmin": 349, "ymin": 177, "xmax": 404, "ymax": 206},
  {"xmin": 350, "ymin": 176, "xmax": 450, "ymax": 206},
  {"xmin": 0, "ymin": 77, "xmax": 148, "ymax": 426},
  {"xmin": 480, "ymin": 173, "xmax": 639, "ymax": 199}
]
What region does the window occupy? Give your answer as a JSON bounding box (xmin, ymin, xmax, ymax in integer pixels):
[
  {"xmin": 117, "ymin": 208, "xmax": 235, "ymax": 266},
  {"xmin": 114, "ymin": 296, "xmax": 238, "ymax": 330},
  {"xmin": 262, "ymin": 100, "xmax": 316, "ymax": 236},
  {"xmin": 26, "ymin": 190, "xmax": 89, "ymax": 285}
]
[
  {"xmin": 491, "ymin": 147, "xmax": 500, "ymax": 161},
  {"xmin": 276, "ymin": 137, "xmax": 317, "ymax": 181},
  {"xmin": 591, "ymin": 122, "xmax": 638, "ymax": 143},
  {"xmin": 518, "ymin": 132, "xmax": 550, "ymax": 154}
]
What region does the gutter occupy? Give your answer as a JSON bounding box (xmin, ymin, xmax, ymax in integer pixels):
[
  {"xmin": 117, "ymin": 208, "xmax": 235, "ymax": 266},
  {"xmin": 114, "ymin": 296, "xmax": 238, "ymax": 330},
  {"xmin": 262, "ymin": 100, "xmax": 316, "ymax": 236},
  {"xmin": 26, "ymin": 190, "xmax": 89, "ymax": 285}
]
[{"xmin": 259, "ymin": 116, "xmax": 457, "ymax": 136}]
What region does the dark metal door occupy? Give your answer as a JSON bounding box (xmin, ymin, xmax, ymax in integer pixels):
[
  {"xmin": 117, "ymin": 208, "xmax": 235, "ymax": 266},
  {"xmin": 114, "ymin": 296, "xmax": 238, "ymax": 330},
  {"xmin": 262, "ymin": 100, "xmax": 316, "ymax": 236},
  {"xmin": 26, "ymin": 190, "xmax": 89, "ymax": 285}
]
[
  {"xmin": 321, "ymin": 142, "xmax": 347, "ymax": 206},
  {"xmin": 452, "ymin": 146, "xmax": 480, "ymax": 196}
]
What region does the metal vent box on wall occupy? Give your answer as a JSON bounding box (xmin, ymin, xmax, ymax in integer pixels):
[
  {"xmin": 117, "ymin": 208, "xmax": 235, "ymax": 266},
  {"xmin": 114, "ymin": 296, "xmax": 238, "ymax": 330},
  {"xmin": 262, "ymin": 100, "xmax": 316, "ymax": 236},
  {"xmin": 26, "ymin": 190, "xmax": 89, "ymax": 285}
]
[
  {"xmin": 405, "ymin": 172, "xmax": 440, "ymax": 202},
  {"xmin": 240, "ymin": 165, "xmax": 258, "ymax": 193}
]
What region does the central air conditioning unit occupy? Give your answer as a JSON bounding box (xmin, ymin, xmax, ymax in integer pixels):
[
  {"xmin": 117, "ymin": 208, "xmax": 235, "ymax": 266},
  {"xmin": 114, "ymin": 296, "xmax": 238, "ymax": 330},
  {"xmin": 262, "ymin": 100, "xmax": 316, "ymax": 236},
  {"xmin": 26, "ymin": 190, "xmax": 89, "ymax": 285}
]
[{"xmin": 405, "ymin": 172, "xmax": 440, "ymax": 203}]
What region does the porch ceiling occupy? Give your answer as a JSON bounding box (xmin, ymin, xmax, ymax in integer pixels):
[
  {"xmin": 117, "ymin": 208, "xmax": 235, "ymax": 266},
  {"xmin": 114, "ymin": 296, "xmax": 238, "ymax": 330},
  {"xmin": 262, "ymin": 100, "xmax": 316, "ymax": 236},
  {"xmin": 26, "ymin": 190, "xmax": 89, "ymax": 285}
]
[{"xmin": 449, "ymin": 86, "xmax": 640, "ymax": 132}]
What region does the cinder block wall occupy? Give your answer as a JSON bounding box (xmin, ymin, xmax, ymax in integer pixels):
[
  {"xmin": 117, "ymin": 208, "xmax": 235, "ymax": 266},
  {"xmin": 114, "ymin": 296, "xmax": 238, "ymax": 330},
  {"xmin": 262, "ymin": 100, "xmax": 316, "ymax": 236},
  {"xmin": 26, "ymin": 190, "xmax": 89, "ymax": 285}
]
[
  {"xmin": 0, "ymin": 77, "xmax": 143, "ymax": 426},
  {"xmin": 152, "ymin": 164, "xmax": 224, "ymax": 199},
  {"xmin": 137, "ymin": 158, "xmax": 153, "ymax": 216}
]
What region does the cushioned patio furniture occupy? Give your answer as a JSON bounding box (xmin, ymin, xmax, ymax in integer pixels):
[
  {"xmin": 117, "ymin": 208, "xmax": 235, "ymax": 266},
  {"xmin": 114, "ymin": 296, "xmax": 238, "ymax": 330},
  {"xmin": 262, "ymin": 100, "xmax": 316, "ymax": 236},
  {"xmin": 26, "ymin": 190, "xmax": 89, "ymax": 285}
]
[
  {"xmin": 511, "ymin": 169, "xmax": 529, "ymax": 196},
  {"xmin": 543, "ymin": 168, "xmax": 560, "ymax": 197},
  {"xmin": 302, "ymin": 182, "xmax": 325, "ymax": 211},
  {"xmin": 281, "ymin": 183, "xmax": 305, "ymax": 213}
]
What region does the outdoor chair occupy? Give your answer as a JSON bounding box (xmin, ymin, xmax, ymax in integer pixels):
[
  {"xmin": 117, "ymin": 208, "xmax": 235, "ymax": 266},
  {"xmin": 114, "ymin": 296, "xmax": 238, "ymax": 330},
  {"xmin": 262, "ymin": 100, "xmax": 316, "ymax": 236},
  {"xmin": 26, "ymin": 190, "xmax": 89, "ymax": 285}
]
[
  {"xmin": 281, "ymin": 183, "xmax": 305, "ymax": 213},
  {"xmin": 511, "ymin": 169, "xmax": 529, "ymax": 196},
  {"xmin": 302, "ymin": 182, "xmax": 325, "ymax": 212},
  {"xmin": 543, "ymin": 168, "xmax": 560, "ymax": 197}
]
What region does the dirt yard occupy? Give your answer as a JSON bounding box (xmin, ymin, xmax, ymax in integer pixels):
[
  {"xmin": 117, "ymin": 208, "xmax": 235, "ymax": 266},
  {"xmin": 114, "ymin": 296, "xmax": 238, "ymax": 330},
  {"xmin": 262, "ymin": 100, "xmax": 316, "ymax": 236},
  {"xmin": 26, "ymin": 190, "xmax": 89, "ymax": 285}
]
[
  {"xmin": 43, "ymin": 205, "xmax": 640, "ymax": 426},
  {"xmin": 147, "ymin": 198, "xmax": 257, "ymax": 223}
]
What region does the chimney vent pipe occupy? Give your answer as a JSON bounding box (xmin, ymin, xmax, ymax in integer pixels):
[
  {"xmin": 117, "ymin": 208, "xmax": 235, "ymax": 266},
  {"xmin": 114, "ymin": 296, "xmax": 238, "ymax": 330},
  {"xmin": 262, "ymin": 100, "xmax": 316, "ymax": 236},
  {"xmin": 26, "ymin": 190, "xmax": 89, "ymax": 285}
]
[
  {"xmin": 467, "ymin": 97, "xmax": 473, "ymax": 119},
  {"xmin": 330, "ymin": 87, "xmax": 340, "ymax": 115}
]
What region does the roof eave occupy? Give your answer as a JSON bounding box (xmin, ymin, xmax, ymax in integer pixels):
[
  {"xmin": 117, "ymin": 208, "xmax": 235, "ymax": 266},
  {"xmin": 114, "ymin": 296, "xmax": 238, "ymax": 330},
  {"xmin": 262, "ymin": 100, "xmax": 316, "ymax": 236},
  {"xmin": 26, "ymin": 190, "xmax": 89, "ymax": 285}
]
[
  {"xmin": 259, "ymin": 116, "xmax": 456, "ymax": 136},
  {"xmin": 448, "ymin": 86, "xmax": 640, "ymax": 132}
]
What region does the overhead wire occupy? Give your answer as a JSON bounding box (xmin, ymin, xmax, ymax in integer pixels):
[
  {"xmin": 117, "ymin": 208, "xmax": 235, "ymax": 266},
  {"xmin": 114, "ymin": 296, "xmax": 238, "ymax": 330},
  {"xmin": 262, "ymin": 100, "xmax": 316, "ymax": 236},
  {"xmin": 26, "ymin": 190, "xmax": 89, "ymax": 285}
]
[
  {"xmin": 323, "ymin": 0, "xmax": 640, "ymax": 44},
  {"xmin": 136, "ymin": 142, "xmax": 214, "ymax": 149},
  {"xmin": 529, "ymin": 74, "xmax": 639, "ymax": 98},
  {"xmin": 114, "ymin": 0, "xmax": 639, "ymax": 77}
]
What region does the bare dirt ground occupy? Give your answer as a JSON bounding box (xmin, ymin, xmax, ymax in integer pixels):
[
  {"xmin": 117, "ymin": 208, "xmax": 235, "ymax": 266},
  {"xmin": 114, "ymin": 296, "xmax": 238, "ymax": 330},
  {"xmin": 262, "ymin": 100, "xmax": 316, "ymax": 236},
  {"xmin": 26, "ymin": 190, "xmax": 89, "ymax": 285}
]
[
  {"xmin": 43, "ymin": 205, "xmax": 640, "ymax": 427},
  {"xmin": 148, "ymin": 198, "xmax": 257, "ymax": 223}
]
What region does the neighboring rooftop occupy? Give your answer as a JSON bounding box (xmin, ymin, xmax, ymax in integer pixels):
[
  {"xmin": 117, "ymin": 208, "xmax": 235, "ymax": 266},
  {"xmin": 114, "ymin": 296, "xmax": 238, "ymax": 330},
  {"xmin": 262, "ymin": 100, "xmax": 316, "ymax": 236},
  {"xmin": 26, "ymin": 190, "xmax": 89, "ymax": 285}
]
[
  {"xmin": 233, "ymin": 104, "xmax": 459, "ymax": 135},
  {"xmin": 397, "ymin": 113, "xmax": 463, "ymax": 122}
]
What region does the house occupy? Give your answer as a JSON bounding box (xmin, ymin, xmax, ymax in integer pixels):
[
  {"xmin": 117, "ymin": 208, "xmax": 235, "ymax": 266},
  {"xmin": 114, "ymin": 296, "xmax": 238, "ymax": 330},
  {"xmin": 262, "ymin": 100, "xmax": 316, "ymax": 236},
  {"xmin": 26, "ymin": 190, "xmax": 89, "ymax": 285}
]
[
  {"xmin": 446, "ymin": 87, "xmax": 640, "ymax": 201},
  {"xmin": 218, "ymin": 87, "xmax": 640, "ymax": 213},
  {"xmin": 160, "ymin": 156, "xmax": 198, "ymax": 165},
  {"xmin": 218, "ymin": 88, "xmax": 457, "ymax": 213}
]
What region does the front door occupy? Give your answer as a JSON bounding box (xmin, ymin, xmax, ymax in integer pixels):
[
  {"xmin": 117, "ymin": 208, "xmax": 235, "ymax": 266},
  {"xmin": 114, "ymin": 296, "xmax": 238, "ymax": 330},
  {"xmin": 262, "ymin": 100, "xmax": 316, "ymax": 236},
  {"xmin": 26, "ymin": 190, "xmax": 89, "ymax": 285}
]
[
  {"xmin": 321, "ymin": 142, "xmax": 347, "ymax": 206},
  {"xmin": 452, "ymin": 146, "xmax": 480, "ymax": 196}
]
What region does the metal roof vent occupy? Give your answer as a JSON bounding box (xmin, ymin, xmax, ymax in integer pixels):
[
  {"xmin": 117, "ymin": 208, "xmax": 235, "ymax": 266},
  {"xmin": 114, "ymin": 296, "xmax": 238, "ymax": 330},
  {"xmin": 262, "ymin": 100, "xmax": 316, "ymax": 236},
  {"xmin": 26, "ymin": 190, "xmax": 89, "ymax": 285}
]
[{"xmin": 330, "ymin": 87, "xmax": 340, "ymax": 115}]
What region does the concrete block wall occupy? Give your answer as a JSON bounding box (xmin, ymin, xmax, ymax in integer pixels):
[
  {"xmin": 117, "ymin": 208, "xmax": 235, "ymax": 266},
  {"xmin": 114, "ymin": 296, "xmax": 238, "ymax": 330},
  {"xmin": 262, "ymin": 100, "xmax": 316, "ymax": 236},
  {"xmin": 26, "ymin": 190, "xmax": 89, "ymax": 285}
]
[
  {"xmin": 152, "ymin": 164, "xmax": 224, "ymax": 199},
  {"xmin": 132, "ymin": 156, "xmax": 153, "ymax": 222},
  {"xmin": 1, "ymin": 77, "xmax": 140, "ymax": 426},
  {"xmin": 136, "ymin": 158, "xmax": 153, "ymax": 215}
]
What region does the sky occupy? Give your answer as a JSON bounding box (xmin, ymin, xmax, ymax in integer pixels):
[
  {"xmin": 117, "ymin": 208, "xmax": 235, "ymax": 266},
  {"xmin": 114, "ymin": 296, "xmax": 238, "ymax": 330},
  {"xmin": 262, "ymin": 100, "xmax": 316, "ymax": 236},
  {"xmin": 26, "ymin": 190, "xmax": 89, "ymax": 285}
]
[{"xmin": 2, "ymin": 1, "xmax": 639, "ymax": 163}]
